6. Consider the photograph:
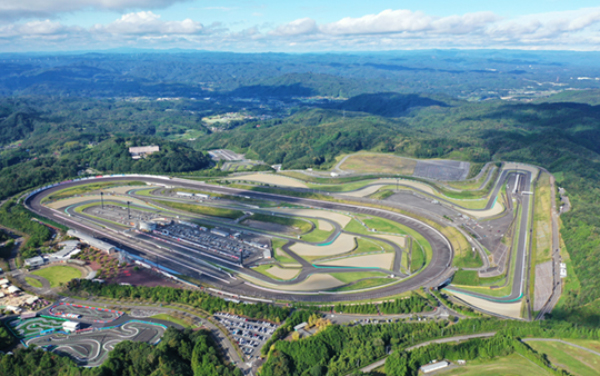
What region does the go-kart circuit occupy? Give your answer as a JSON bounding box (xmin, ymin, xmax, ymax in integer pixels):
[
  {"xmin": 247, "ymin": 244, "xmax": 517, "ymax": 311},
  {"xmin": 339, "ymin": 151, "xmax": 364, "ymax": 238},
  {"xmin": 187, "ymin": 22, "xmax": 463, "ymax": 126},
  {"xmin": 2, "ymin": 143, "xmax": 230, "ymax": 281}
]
[
  {"xmin": 48, "ymin": 303, "xmax": 124, "ymax": 324},
  {"xmin": 25, "ymin": 320, "xmax": 167, "ymax": 367},
  {"xmin": 25, "ymin": 159, "xmax": 543, "ymax": 318}
]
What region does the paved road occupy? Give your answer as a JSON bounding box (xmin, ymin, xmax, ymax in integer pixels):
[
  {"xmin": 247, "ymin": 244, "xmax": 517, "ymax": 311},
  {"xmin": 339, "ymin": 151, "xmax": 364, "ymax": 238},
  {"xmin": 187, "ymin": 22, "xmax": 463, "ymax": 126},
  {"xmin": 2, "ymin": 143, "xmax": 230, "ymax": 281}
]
[
  {"xmin": 354, "ymin": 332, "xmax": 497, "ymax": 374},
  {"xmin": 536, "ymin": 173, "xmax": 562, "ymax": 320},
  {"xmin": 447, "ymin": 170, "xmax": 533, "ymax": 302},
  {"xmin": 26, "ymin": 175, "xmax": 453, "ymax": 303}
]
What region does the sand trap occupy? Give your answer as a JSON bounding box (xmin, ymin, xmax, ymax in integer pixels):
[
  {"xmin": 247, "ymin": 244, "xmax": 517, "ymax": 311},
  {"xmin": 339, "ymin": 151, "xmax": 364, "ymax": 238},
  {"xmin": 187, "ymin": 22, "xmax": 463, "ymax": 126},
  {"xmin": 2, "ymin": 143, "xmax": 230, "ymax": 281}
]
[
  {"xmin": 291, "ymin": 234, "xmax": 357, "ymax": 256},
  {"xmin": 104, "ymin": 185, "xmax": 149, "ymax": 194},
  {"xmin": 264, "ymin": 266, "xmax": 300, "ymax": 280},
  {"xmin": 342, "ymin": 184, "xmax": 385, "ymax": 198},
  {"xmin": 447, "ymin": 290, "xmax": 522, "ymax": 319},
  {"xmin": 47, "ymin": 195, "xmax": 150, "ymax": 209},
  {"xmin": 228, "ymin": 173, "xmax": 308, "ymax": 188},
  {"xmin": 458, "ymin": 198, "xmax": 504, "ymax": 218},
  {"xmin": 318, "ymin": 253, "xmax": 395, "ymax": 269},
  {"xmin": 341, "ymin": 178, "xmax": 436, "ymax": 198},
  {"xmin": 374, "ymin": 234, "xmax": 406, "ymax": 248},
  {"xmin": 243, "ymin": 273, "xmax": 345, "ymax": 291},
  {"xmin": 269, "ymin": 208, "xmax": 352, "ymax": 227},
  {"xmin": 318, "ymin": 220, "xmax": 333, "ymax": 231}
]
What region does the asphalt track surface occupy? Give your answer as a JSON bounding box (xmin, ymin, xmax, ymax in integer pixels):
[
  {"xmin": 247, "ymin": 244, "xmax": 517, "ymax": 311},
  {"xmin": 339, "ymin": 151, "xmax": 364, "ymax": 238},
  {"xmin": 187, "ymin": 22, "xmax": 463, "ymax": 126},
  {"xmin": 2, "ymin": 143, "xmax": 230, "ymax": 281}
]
[
  {"xmin": 27, "ymin": 176, "xmax": 453, "ymax": 302},
  {"xmin": 25, "ymin": 321, "xmax": 166, "ymax": 367},
  {"xmin": 446, "ymin": 170, "xmax": 533, "ymax": 302},
  {"xmin": 26, "ymin": 169, "xmax": 531, "ymax": 304}
]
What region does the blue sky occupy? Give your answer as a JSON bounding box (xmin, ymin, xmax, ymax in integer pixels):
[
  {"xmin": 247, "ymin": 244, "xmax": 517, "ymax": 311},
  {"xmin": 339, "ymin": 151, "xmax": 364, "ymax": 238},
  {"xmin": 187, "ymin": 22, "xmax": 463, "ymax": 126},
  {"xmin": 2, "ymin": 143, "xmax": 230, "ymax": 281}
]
[{"xmin": 2, "ymin": 0, "xmax": 600, "ymax": 52}]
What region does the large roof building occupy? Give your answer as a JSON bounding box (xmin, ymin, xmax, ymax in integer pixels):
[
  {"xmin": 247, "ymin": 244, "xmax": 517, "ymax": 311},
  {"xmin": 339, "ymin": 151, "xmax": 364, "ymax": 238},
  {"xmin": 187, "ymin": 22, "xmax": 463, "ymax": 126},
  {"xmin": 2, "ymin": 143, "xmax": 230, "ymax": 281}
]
[{"xmin": 129, "ymin": 145, "xmax": 160, "ymax": 159}]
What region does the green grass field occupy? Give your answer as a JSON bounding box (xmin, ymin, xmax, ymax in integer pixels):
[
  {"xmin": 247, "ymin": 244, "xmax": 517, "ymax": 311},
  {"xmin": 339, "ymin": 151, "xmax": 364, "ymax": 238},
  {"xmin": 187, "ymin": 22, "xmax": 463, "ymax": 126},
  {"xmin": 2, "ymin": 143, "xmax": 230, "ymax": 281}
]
[
  {"xmin": 330, "ymin": 271, "xmax": 389, "ymax": 283},
  {"xmin": 435, "ymin": 353, "xmax": 552, "ymax": 376},
  {"xmin": 299, "ymin": 227, "xmax": 335, "ymax": 243},
  {"xmin": 331, "ymin": 277, "xmax": 396, "ymax": 292},
  {"xmin": 31, "ymin": 265, "xmax": 82, "ymax": 288},
  {"xmin": 44, "ymin": 181, "xmax": 145, "ymax": 202},
  {"xmin": 156, "ymin": 200, "xmax": 244, "ymax": 219},
  {"xmin": 150, "ymin": 313, "xmax": 192, "ymax": 328},
  {"xmin": 527, "ymin": 340, "xmax": 600, "ymax": 376},
  {"xmin": 250, "ymin": 213, "xmax": 313, "ymax": 233},
  {"xmin": 25, "ymin": 277, "xmax": 42, "ymax": 288}
]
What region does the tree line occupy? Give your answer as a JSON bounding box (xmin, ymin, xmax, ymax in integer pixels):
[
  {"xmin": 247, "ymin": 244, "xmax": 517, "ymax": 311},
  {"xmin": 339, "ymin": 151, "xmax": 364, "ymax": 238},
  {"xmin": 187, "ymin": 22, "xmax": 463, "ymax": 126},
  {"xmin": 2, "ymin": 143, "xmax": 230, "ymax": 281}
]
[{"xmin": 69, "ymin": 279, "xmax": 290, "ymax": 323}]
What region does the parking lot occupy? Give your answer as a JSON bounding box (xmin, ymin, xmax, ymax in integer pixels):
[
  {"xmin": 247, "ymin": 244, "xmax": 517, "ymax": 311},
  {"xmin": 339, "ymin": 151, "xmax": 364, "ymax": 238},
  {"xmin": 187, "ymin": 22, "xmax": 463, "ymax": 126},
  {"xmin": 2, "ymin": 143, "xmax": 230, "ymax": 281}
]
[
  {"xmin": 159, "ymin": 223, "xmax": 268, "ymax": 263},
  {"xmin": 214, "ymin": 312, "xmax": 277, "ymax": 359}
]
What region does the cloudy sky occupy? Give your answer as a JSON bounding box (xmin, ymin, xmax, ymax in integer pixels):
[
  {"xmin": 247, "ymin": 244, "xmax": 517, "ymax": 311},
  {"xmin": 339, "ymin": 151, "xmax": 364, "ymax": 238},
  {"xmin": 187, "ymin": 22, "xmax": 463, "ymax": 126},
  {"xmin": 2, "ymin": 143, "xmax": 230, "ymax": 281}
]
[{"xmin": 2, "ymin": 0, "xmax": 600, "ymax": 52}]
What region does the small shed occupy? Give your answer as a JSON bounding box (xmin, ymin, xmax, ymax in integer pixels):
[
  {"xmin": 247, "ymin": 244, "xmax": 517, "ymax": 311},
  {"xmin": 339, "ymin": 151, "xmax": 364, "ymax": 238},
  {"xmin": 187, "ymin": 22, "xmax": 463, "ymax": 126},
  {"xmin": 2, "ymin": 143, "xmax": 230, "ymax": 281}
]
[
  {"xmin": 294, "ymin": 322, "xmax": 308, "ymax": 331},
  {"xmin": 421, "ymin": 361, "xmax": 450, "ymax": 374},
  {"xmin": 7, "ymin": 285, "xmax": 20, "ymax": 295}
]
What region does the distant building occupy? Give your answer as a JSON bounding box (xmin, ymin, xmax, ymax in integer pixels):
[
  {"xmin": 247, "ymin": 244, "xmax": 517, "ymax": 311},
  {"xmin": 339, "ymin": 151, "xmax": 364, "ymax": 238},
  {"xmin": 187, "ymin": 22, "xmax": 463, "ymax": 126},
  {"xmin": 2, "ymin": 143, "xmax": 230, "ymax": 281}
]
[
  {"xmin": 24, "ymin": 256, "xmax": 45, "ymax": 268},
  {"xmin": 177, "ymin": 191, "xmax": 194, "ymax": 198},
  {"xmin": 129, "ymin": 145, "xmax": 160, "ymax": 159},
  {"xmin": 421, "ymin": 361, "xmax": 449, "ymax": 373}
]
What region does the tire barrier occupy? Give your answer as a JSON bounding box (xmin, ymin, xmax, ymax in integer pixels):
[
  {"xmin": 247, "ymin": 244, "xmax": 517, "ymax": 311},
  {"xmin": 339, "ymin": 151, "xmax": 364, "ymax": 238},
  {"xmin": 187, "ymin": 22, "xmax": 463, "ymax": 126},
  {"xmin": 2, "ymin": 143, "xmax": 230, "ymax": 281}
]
[{"xmin": 48, "ymin": 302, "xmax": 124, "ymax": 323}]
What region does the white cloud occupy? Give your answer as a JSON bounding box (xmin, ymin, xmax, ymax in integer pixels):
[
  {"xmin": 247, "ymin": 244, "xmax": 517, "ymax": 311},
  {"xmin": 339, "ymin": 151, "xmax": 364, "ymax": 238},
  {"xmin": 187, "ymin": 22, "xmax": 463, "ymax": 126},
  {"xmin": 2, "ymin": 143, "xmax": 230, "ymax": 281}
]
[
  {"xmin": 270, "ymin": 18, "xmax": 317, "ymax": 36},
  {"xmin": 0, "ymin": 0, "xmax": 189, "ymax": 20},
  {"xmin": 2, "ymin": 7, "xmax": 600, "ymax": 52},
  {"xmin": 94, "ymin": 11, "xmax": 203, "ymax": 35},
  {"xmin": 319, "ymin": 9, "xmax": 433, "ymax": 35}
]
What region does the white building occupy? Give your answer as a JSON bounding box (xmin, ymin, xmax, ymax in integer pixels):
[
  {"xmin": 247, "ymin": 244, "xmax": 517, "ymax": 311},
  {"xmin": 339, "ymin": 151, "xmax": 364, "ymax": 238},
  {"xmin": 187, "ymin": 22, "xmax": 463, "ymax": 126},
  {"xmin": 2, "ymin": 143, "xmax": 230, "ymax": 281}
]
[
  {"xmin": 62, "ymin": 321, "xmax": 80, "ymax": 333},
  {"xmin": 421, "ymin": 361, "xmax": 450, "ymax": 373},
  {"xmin": 129, "ymin": 145, "xmax": 160, "ymax": 159},
  {"xmin": 67, "ymin": 229, "xmax": 116, "ymax": 254},
  {"xmin": 24, "ymin": 256, "xmax": 45, "ymax": 268}
]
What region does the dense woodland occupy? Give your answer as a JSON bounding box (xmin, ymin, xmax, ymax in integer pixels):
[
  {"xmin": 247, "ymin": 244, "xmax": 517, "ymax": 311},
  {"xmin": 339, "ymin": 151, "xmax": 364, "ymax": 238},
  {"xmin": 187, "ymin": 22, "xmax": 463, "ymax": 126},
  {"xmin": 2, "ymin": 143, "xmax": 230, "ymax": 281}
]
[{"xmin": 0, "ymin": 328, "xmax": 241, "ymax": 376}]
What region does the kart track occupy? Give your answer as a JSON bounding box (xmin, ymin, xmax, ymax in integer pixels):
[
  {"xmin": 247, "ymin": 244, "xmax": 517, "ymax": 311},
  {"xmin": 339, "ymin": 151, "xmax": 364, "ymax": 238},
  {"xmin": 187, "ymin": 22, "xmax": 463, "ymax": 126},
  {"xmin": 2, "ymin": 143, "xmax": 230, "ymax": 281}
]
[
  {"xmin": 25, "ymin": 321, "xmax": 167, "ymax": 367},
  {"xmin": 25, "ymin": 167, "xmax": 533, "ymax": 305},
  {"xmin": 48, "ymin": 303, "xmax": 124, "ymax": 324}
]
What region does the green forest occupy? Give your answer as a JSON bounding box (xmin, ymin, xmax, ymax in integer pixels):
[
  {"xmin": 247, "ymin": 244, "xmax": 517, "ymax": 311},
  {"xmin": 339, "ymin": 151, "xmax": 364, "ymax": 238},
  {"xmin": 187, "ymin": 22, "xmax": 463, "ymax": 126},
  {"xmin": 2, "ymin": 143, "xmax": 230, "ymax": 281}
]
[{"xmin": 0, "ymin": 327, "xmax": 240, "ymax": 376}]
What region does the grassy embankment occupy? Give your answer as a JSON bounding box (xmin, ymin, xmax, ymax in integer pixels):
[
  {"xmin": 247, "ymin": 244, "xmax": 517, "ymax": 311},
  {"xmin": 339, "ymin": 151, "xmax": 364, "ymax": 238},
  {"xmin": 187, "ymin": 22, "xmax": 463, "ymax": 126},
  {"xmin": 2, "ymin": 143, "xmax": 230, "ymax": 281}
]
[
  {"xmin": 43, "ymin": 181, "xmax": 146, "ymax": 202},
  {"xmin": 527, "ymin": 340, "xmax": 600, "ymax": 376},
  {"xmin": 155, "ymin": 200, "xmax": 244, "ymax": 220}
]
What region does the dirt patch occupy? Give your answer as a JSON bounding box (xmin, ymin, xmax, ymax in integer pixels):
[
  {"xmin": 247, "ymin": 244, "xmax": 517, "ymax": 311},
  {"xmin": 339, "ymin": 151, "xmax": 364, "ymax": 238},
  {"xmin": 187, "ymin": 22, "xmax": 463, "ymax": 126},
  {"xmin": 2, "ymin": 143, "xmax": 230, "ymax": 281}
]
[
  {"xmin": 106, "ymin": 265, "xmax": 181, "ymax": 288},
  {"xmin": 318, "ymin": 253, "xmax": 395, "ymax": 269},
  {"xmin": 374, "ymin": 234, "xmax": 406, "ymax": 248},
  {"xmin": 459, "ymin": 199, "xmax": 504, "ymax": 218},
  {"xmin": 265, "ymin": 266, "xmax": 301, "ymax": 280},
  {"xmin": 318, "ymin": 220, "xmax": 333, "ymax": 231},
  {"xmin": 448, "ymin": 290, "xmax": 522, "ymax": 319},
  {"xmin": 290, "ymin": 234, "xmax": 357, "ymax": 256},
  {"xmin": 228, "ymin": 173, "xmax": 308, "ymax": 188},
  {"xmin": 339, "ymin": 153, "xmax": 417, "ymax": 175},
  {"xmin": 243, "ymin": 273, "xmax": 345, "ymax": 291}
]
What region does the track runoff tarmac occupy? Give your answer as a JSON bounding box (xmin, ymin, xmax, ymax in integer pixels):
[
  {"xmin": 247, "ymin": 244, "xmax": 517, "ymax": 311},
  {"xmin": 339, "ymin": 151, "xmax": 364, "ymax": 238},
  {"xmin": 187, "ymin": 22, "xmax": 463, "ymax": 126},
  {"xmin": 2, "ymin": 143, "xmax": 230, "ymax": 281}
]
[{"xmin": 26, "ymin": 167, "xmax": 532, "ymax": 304}]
